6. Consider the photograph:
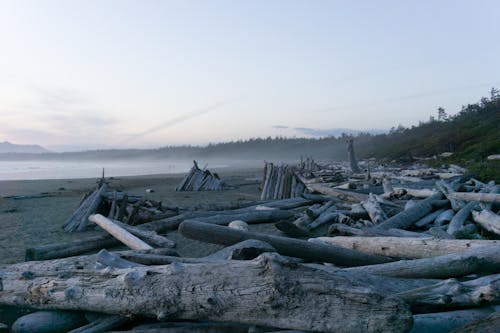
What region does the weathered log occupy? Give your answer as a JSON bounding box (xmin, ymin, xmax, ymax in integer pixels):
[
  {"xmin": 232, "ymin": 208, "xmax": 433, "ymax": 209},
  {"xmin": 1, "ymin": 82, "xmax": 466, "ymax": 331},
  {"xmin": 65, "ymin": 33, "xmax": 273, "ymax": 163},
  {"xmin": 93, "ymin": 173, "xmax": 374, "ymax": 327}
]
[
  {"xmin": 344, "ymin": 244, "xmax": 500, "ymax": 278},
  {"xmin": 428, "ymin": 226, "xmax": 455, "ymax": 239},
  {"xmin": 375, "ymin": 193, "xmax": 443, "ymax": 230},
  {"xmin": 450, "ymin": 192, "xmax": 500, "ymax": 203},
  {"xmin": 346, "ymin": 138, "xmax": 361, "ymax": 173},
  {"xmin": 472, "ymin": 209, "xmax": 500, "ymax": 236},
  {"xmin": 63, "ymin": 189, "xmax": 99, "ymax": 232},
  {"xmin": 311, "ymin": 236, "xmax": 500, "ymax": 259},
  {"xmin": 415, "ymin": 208, "xmax": 447, "ymax": 227},
  {"xmin": 305, "ymin": 201, "xmax": 334, "ymax": 219},
  {"xmin": 179, "ymin": 220, "xmax": 394, "ymax": 266},
  {"xmin": 409, "ymin": 308, "xmax": 496, "ymax": 333},
  {"xmin": 77, "ymin": 183, "xmax": 109, "ymax": 231},
  {"xmin": 68, "ymin": 315, "xmax": 129, "ymax": 333},
  {"xmin": 111, "ymin": 219, "xmax": 175, "ymax": 248},
  {"xmin": 0, "ymin": 254, "xmax": 412, "ymax": 333},
  {"xmin": 307, "ymin": 207, "xmax": 339, "ymax": 230},
  {"xmin": 89, "ymin": 214, "xmax": 153, "ymax": 251},
  {"xmin": 25, "ymin": 234, "xmax": 119, "ymax": 261},
  {"xmin": 188, "ymin": 210, "xmax": 294, "ymax": 226},
  {"xmin": 96, "ymin": 249, "xmax": 145, "ymax": 268},
  {"xmin": 447, "ymin": 201, "xmax": 477, "ymax": 236},
  {"xmin": 362, "ymin": 193, "xmax": 388, "ymax": 224},
  {"xmin": 126, "ymin": 321, "xmax": 251, "ymax": 333},
  {"xmin": 436, "ymin": 180, "xmax": 465, "ymax": 211},
  {"xmin": 434, "ymin": 209, "xmax": 455, "ymax": 226},
  {"xmin": 450, "ymin": 311, "xmax": 500, "ymax": 333},
  {"xmin": 398, "ymin": 273, "xmax": 500, "ymax": 312},
  {"xmin": 11, "ymin": 310, "xmax": 87, "ymax": 333},
  {"xmin": 328, "ymin": 223, "xmax": 429, "ymax": 238},
  {"xmin": 116, "ymin": 194, "xmax": 128, "ymax": 221}
]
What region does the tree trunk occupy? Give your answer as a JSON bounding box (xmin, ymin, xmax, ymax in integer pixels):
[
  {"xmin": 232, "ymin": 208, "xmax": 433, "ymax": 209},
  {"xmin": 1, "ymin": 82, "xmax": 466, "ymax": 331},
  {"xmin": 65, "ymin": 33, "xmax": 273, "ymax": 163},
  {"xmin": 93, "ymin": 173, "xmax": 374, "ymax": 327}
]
[
  {"xmin": 362, "ymin": 193, "xmax": 388, "ymax": 224},
  {"xmin": 311, "ymin": 236, "xmax": 500, "ymax": 259},
  {"xmin": 409, "ymin": 308, "xmax": 495, "ymax": 333},
  {"xmin": 0, "ymin": 254, "xmax": 412, "ymax": 333},
  {"xmin": 179, "ymin": 220, "xmax": 394, "ymax": 266},
  {"xmin": 450, "ymin": 311, "xmax": 500, "ymax": 333},
  {"xmin": 343, "ymin": 245, "xmax": 500, "ymax": 278},
  {"xmin": 346, "ymin": 138, "xmax": 361, "ymax": 173},
  {"xmin": 447, "ymin": 202, "xmax": 477, "ymax": 236}
]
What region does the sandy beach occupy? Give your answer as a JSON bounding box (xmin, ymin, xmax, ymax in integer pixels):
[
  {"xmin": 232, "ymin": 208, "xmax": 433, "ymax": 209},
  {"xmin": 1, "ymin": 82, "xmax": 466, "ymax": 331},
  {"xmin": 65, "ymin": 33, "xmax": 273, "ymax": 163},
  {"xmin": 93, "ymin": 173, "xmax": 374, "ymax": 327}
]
[{"xmin": 0, "ymin": 167, "xmax": 263, "ymax": 264}]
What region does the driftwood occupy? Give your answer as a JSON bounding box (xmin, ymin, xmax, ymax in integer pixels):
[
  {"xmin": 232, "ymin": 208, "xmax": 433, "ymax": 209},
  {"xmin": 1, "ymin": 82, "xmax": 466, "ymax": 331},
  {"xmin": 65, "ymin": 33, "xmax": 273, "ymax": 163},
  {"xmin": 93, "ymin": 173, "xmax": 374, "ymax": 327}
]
[
  {"xmin": 312, "ymin": 236, "xmax": 500, "ymax": 259},
  {"xmin": 472, "ymin": 209, "xmax": 500, "ymax": 236},
  {"xmin": 362, "ymin": 193, "xmax": 388, "ymax": 224},
  {"xmin": 188, "ymin": 210, "xmax": 294, "ymax": 226},
  {"xmin": 179, "ymin": 220, "xmax": 394, "ymax": 266},
  {"xmin": 175, "ymin": 161, "xmax": 224, "ymax": 192},
  {"xmin": 25, "ymin": 234, "xmax": 119, "ymax": 261},
  {"xmin": 398, "ymin": 273, "xmax": 500, "ymax": 312},
  {"xmin": 375, "ymin": 193, "xmax": 443, "ymax": 230},
  {"xmin": 261, "ymin": 163, "xmax": 305, "ymax": 200},
  {"xmin": 434, "ymin": 209, "xmax": 455, "ymax": 226},
  {"xmin": 328, "ymin": 223, "xmax": 429, "ymax": 238},
  {"xmin": 415, "ymin": 208, "xmax": 447, "ymax": 227},
  {"xmin": 63, "ymin": 183, "xmax": 108, "ymax": 232},
  {"xmin": 346, "ymin": 138, "xmax": 361, "ymax": 173},
  {"xmin": 111, "ymin": 219, "xmax": 175, "ymax": 248},
  {"xmin": 450, "ymin": 192, "xmax": 500, "ymax": 203},
  {"xmin": 89, "ymin": 214, "xmax": 153, "ymax": 251},
  {"xmin": 0, "ymin": 254, "xmax": 412, "ymax": 333},
  {"xmin": 447, "ymin": 202, "xmax": 477, "ymax": 236},
  {"xmin": 344, "ymin": 244, "xmax": 500, "ymax": 278},
  {"xmin": 68, "ymin": 315, "xmax": 129, "ymax": 333},
  {"xmin": 409, "ymin": 308, "xmax": 496, "ymax": 333}
]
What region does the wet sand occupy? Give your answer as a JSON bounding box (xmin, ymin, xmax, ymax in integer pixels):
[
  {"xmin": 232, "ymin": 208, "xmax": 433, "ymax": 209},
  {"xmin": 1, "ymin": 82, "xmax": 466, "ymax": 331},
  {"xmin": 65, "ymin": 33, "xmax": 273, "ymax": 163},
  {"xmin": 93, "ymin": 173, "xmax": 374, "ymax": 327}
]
[{"xmin": 0, "ymin": 167, "xmax": 263, "ymax": 264}]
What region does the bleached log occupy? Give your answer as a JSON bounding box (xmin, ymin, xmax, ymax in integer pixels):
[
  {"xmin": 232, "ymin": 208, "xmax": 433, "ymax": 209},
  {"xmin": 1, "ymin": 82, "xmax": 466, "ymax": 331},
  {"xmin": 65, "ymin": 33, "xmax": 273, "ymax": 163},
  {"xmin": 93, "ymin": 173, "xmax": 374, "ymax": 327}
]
[
  {"xmin": 179, "ymin": 220, "xmax": 394, "ymax": 266},
  {"xmin": 89, "ymin": 214, "xmax": 153, "ymax": 251},
  {"xmin": 398, "ymin": 273, "xmax": 500, "ymax": 312},
  {"xmin": 362, "ymin": 193, "xmax": 388, "ymax": 224},
  {"xmin": 434, "ymin": 209, "xmax": 455, "ymax": 226},
  {"xmin": 447, "ymin": 202, "xmax": 477, "ymax": 236},
  {"xmin": 415, "ymin": 208, "xmax": 447, "ymax": 227},
  {"xmin": 312, "ymin": 236, "xmax": 500, "ymax": 259},
  {"xmin": 111, "ymin": 219, "xmax": 175, "ymax": 248},
  {"xmin": 375, "ymin": 193, "xmax": 443, "ymax": 230},
  {"xmin": 344, "ymin": 244, "xmax": 500, "ymax": 278},
  {"xmin": 472, "ymin": 209, "xmax": 500, "ymax": 236},
  {"xmin": 450, "ymin": 192, "xmax": 500, "ymax": 203},
  {"xmin": 0, "ymin": 254, "xmax": 412, "ymax": 333}
]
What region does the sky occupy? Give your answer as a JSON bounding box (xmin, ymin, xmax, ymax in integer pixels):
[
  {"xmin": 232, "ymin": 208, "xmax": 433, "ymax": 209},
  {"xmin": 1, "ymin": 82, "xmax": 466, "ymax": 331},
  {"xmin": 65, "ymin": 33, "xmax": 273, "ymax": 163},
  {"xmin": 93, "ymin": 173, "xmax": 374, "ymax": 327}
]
[{"xmin": 1, "ymin": 0, "xmax": 499, "ymax": 151}]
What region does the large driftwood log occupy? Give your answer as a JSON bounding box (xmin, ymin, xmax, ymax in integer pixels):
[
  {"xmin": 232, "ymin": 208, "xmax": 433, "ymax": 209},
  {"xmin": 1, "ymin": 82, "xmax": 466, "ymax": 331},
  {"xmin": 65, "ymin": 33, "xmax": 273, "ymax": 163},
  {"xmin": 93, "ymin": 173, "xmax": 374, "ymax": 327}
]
[
  {"xmin": 89, "ymin": 214, "xmax": 153, "ymax": 251},
  {"xmin": 111, "ymin": 219, "xmax": 175, "ymax": 248},
  {"xmin": 188, "ymin": 210, "xmax": 295, "ymax": 225},
  {"xmin": 375, "ymin": 193, "xmax": 443, "ymax": 230},
  {"xmin": 450, "ymin": 192, "xmax": 500, "ymax": 203},
  {"xmin": 450, "ymin": 311, "xmax": 500, "ymax": 333},
  {"xmin": 447, "ymin": 201, "xmax": 477, "ymax": 236},
  {"xmin": 0, "ymin": 254, "xmax": 412, "ymax": 333},
  {"xmin": 398, "ymin": 273, "xmax": 500, "ymax": 312},
  {"xmin": 409, "ymin": 308, "xmax": 496, "ymax": 333},
  {"xmin": 311, "ymin": 236, "xmax": 500, "ymax": 259},
  {"xmin": 343, "ymin": 245, "xmax": 500, "ymax": 278},
  {"xmin": 328, "ymin": 224, "xmax": 429, "ymax": 238},
  {"xmin": 179, "ymin": 220, "xmax": 394, "ymax": 266},
  {"xmin": 362, "ymin": 193, "xmax": 388, "ymax": 224},
  {"xmin": 472, "ymin": 209, "xmax": 500, "ymax": 236}
]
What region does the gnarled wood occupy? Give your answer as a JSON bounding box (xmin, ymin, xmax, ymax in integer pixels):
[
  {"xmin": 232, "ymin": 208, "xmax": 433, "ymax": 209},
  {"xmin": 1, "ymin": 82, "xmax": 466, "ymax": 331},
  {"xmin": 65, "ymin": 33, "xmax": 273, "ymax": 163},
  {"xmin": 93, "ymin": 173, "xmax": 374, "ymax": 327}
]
[{"xmin": 0, "ymin": 254, "xmax": 412, "ymax": 333}]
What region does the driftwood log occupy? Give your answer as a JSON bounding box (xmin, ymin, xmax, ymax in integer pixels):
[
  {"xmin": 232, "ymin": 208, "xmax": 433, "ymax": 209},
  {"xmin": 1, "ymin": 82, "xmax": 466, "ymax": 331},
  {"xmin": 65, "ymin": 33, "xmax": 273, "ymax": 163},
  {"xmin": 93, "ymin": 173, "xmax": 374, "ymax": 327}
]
[
  {"xmin": 179, "ymin": 220, "xmax": 394, "ymax": 266},
  {"xmin": 450, "ymin": 192, "xmax": 500, "ymax": 203},
  {"xmin": 472, "ymin": 209, "xmax": 500, "ymax": 236},
  {"xmin": 311, "ymin": 236, "xmax": 500, "ymax": 259},
  {"xmin": 0, "ymin": 254, "xmax": 412, "ymax": 333}
]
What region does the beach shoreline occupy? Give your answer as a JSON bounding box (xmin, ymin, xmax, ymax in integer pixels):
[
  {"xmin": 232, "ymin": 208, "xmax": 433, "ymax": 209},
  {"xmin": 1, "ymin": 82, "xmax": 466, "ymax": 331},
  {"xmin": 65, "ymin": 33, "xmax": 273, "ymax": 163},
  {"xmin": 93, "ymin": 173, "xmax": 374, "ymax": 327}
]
[{"xmin": 0, "ymin": 166, "xmax": 263, "ymax": 264}]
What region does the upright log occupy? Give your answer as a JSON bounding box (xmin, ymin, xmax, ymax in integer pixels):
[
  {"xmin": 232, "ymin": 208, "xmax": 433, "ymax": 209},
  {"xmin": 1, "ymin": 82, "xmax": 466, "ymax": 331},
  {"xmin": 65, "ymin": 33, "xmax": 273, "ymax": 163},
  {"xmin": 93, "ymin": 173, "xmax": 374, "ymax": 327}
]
[
  {"xmin": 346, "ymin": 138, "xmax": 361, "ymax": 173},
  {"xmin": 0, "ymin": 254, "xmax": 412, "ymax": 333}
]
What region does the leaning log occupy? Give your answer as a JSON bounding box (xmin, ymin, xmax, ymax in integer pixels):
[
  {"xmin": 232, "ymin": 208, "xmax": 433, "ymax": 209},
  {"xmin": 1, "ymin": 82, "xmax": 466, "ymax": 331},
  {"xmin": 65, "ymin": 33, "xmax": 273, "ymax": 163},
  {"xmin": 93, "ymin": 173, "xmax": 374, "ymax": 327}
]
[
  {"xmin": 344, "ymin": 244, "xmax": 500, "ymax": 278},
  {"xmin": 375, "ymin": 193, "xmax": 443, "ymax": 230},
  {"xmin": 0, "ymin": 254, "xmax": 412, "ymax": 333},
  {"xmin": 89, "ymin": 214, "xmax": 153, "ymax": 251},
  {"xmin": 179, "ymin": 220, "xmax": 394, "ymax": 266},
  {"xmin": 311, "ymin": 236, "xmax": 500, "ymax": 259}
]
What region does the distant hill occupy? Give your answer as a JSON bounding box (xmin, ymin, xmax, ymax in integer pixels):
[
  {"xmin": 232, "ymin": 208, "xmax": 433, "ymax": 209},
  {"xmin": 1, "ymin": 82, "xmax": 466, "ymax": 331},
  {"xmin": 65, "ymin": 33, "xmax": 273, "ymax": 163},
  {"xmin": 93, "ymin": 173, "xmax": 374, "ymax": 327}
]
[{"xmin": 0, "ymin": 141, "xmax": 51, "ymax": 154}]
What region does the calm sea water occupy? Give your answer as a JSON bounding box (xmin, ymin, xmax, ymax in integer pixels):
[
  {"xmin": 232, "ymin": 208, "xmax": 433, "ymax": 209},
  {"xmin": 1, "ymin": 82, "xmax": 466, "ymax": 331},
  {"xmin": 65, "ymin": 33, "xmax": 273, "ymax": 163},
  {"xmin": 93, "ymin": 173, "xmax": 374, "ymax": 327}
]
[{"xmin": 0, "ymin": 159, "xmax": 225, "ymax": 180}]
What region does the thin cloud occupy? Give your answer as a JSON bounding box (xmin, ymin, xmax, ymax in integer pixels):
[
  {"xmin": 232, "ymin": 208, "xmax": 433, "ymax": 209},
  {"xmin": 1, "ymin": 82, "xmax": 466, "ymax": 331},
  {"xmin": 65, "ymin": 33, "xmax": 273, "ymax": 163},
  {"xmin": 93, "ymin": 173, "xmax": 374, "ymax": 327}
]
[{"xmin": 272, "ymin": 125, "xmax": 289, "ymax": 129}]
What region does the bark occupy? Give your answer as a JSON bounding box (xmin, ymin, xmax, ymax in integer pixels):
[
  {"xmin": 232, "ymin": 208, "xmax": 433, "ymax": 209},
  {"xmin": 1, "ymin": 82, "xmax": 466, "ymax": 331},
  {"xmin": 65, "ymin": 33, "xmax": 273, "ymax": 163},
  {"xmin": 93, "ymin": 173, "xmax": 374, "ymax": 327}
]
[
  {"xmin": 89, "ymin": 214, "xmax": 153, "ymax": 251},
  {"xmin": 472, "ymin": 209, "xmax": 500, "ymax": 236},
  {"xmin": 0, "ymin": 254, "xmax": 412, "ymax": 333},
  {"xmin": 311, "ymin": 236, "xmax": 500, "ymax": 259},
  {"xmin": 179, "ymin": 220, "xmax": 394, "ymax": 266},
  {"xmin": 398, "ymin": 273, "xmax": 500, "ymax": 312},
  {"xmin": 375, "ymin": 193, "xmax": 443, "ymax": 230},
  {"xmin": 409, "ymin": 308, "xmax": 495, "ymax": 333},
  {"xmin": 343, "ymin": 244, "xmax": 500, "ymax": 278}
]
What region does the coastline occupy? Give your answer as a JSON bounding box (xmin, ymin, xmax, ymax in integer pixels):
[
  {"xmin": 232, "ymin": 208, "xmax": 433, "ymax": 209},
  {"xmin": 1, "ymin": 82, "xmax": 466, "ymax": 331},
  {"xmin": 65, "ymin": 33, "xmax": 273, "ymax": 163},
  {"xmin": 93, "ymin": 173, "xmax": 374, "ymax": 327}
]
[{"xmin": 0, "ymin": 167, "xmax": 263, "ymax": 264}]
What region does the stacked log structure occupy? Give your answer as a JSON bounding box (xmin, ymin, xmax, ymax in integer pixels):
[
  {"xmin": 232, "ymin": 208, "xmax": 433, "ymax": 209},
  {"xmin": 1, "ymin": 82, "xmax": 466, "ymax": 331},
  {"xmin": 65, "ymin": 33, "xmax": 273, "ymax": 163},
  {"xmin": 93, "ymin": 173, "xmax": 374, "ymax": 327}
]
[{"xmin": 175, "ymin": 160, "xmax": 225, "ymax": 191}]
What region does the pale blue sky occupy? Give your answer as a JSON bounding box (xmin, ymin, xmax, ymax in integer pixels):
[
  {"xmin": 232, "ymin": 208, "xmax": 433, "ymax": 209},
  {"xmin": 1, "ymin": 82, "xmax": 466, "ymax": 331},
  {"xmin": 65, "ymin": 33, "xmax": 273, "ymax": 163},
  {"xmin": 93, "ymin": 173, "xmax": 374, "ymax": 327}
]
[{"xmin": 1, "ymin": 0, "xmax": 499, "ymax": 151}]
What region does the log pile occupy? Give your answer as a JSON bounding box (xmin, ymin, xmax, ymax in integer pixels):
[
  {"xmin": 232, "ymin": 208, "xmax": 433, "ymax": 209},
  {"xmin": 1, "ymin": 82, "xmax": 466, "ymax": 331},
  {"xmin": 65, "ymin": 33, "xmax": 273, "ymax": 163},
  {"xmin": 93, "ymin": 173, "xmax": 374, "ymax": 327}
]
[
  {"xmin": 175, "ymin": 160, "xmax": 226, "ymax": 191},
  {"xmin": 260, "ymin": 162, "xmax": 307, "ymax": 200},
  {"xmin": 2, "ymin": 159, "xmax": 500, "ymax": 332}
]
